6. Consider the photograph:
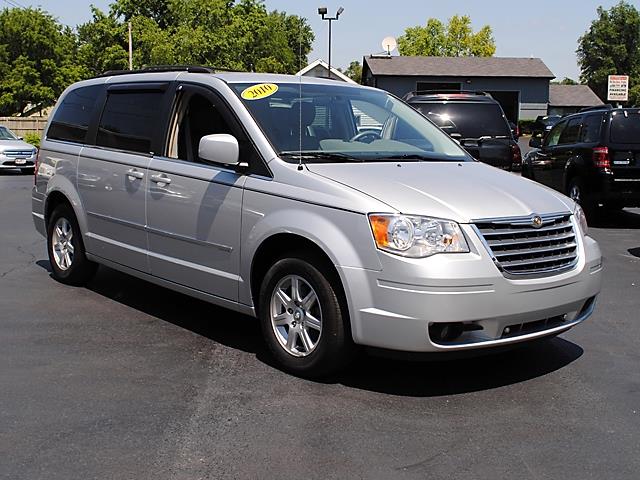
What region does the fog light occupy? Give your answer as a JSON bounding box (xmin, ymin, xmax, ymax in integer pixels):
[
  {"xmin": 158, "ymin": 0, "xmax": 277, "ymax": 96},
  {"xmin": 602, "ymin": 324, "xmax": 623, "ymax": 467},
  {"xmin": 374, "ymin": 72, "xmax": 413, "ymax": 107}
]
[{"xmin": 430, "ymin": 322, "xmax": 464, "ymax": 342}]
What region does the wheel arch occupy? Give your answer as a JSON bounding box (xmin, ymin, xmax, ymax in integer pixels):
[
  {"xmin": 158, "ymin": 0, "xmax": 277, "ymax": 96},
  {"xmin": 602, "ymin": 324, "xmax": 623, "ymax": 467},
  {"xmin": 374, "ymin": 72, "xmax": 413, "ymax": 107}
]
[{"xmin": 250, "ymin": 233, "xmax": 348, "ymax": 320}]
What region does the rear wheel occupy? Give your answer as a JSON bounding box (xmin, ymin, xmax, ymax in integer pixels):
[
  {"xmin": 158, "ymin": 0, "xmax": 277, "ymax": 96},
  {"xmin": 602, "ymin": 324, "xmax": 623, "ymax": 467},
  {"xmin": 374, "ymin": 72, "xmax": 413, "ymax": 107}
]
[
  {"xmin": 47, "ymin": 204, "xmax": 97, "ymax": 285},
  {"xmin": 567, "ymin": 177, "xmax": 595, "ymax": 217},
  {"xmin": 258, "ymin": 255, "xmax": 353, "ymax": 378}
]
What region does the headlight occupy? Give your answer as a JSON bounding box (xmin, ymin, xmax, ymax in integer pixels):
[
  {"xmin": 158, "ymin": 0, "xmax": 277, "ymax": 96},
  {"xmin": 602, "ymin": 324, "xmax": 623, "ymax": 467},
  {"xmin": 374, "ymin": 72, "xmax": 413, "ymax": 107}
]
[
  {"xmin": 369, "ymin": 214, "xmax": 469, "ymax": 258},
  {"xmin": 574, "ymin": 204, "xmax": 588, "ymax": 237}
]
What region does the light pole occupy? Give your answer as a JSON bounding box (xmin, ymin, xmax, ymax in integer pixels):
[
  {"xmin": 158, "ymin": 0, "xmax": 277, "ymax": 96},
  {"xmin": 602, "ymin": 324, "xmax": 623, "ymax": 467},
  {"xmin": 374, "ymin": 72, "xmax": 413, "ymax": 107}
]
[{"xmin": 318, "ymin": 6, "xmax": 344, "ymax": 78}]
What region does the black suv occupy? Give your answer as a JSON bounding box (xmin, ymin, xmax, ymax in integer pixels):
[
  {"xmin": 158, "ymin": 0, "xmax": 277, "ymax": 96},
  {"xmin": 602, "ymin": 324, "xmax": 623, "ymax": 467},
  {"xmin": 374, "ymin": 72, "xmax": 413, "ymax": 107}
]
[
  {"xmin": 530, "ymin": 114, "xmax": 562, "ymax": 140},
  {"xmin": 404, "ymin": 90, "xmax": 521, "ymax": 170},
  {"xmin": 523, "ymin": 106, "xmax": 640, "ymax": 214}
]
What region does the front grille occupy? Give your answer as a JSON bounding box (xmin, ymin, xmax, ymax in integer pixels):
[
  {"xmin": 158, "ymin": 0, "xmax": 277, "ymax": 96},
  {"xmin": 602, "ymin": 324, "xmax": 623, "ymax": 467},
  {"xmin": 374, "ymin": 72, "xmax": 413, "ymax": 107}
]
[
  {"xmin": 474, "ymin": 213, "xmax": 578, "ymax": 277},
  {"xmin": 3, "ymin": 150, "xmax": 34, "ymax": 158}
]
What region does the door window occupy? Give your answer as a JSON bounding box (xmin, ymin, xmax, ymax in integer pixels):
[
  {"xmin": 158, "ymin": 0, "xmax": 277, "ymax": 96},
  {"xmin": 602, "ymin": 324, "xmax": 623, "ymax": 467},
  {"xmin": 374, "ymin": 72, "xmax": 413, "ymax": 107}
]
[
  {"xmin": 97, "ymin": 91, "xmax": 164, "ymax": 154},
  {"xmin": 166, "ymin": 92, "xmax": 233, "ymax": 163},
  {"xmin": 165, "ymin": 86, "xmax": 269, "ymax": 175},
  {"xmin": 558, "ymin": 118, "xmax": 582, "ymax": 145},
  {"xmin": 544, "ymin": 120, "xmax": 566, "ymax": 147}
]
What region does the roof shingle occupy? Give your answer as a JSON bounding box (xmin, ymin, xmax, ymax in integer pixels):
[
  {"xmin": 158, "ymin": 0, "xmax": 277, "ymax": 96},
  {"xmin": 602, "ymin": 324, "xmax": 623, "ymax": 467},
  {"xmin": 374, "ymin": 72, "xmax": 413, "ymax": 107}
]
[
  {"xmin": 548, "ymin": 84, "xmax": 603, "ymax": 107},
  {"xmin": 364, "ymin": 56, "xmax": 555, "ymax": 78}
]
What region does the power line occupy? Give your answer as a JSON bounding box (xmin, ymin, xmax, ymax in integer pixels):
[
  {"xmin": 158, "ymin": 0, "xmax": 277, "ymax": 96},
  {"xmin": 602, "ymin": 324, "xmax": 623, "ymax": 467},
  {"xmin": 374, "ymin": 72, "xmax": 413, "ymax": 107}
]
[{"xmin": 0, "ymin": 0, "xmax": 27, "ymax": 9}]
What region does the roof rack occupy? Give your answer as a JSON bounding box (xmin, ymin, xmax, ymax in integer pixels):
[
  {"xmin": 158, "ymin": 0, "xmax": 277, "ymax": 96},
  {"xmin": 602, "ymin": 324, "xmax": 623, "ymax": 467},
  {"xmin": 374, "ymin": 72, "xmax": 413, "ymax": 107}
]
[
  {"xmin": 100, "ymin": 65, "xmax": 240, "ymax": 77},
  {"xmin": 403, "ymin": 90, "xmax": 490, "ymax": 100},
  {"xmin": 578, "ymin": 104, "xmax": 614, "ymax": 113}
]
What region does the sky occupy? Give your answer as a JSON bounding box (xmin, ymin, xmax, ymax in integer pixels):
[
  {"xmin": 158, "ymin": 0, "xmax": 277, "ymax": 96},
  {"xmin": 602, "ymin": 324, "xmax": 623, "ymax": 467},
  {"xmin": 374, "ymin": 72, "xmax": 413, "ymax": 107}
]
[{"xmin": 20, "ymin": 0, "xmax": 636, "ymax": 80}]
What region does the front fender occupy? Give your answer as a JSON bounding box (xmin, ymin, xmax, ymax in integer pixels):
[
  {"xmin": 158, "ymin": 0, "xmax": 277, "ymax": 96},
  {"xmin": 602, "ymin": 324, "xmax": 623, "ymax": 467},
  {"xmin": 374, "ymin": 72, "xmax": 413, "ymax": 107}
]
[{"xmin": 239, "ymin": 189, "xmax": 383, "ymax": 306}]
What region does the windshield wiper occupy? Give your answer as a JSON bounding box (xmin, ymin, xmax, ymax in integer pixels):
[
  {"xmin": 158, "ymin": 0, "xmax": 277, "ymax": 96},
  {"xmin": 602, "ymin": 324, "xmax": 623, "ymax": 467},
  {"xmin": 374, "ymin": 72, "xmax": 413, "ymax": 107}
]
[
  {"xmin": 279, "ymin": 151, "xmax": 364, "ymax": 162},
  {"xmin": 381, "ymin": 153, "xmax": 450, "ymax": 161}
]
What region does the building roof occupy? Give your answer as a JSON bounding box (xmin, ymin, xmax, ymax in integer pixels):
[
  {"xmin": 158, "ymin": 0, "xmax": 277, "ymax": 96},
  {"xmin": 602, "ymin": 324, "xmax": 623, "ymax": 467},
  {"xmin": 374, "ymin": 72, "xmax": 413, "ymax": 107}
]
[
  {"xmin": 363, "ymin": 55, "xmax": 555, "ymax": 78},
  {"xmin": 296, "ymin": 59, "xmax": 356, "ymax": 84},
  {"xmin": 548, "ymin": 84, "xmax": 603, "ymax": 107}
]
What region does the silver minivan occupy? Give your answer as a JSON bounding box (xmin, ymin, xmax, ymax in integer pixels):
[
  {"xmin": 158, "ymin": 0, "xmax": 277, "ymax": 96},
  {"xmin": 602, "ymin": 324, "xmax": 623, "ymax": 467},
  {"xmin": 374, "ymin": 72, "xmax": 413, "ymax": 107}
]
[{"xmin": 32, "ymin": 68, "xmax": 603, "ymax": 377}]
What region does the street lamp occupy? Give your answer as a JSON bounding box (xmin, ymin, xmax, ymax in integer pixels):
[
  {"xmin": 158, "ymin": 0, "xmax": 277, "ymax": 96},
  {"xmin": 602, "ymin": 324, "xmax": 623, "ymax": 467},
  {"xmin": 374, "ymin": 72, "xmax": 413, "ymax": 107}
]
[{"xmin": 318, "ymin": 6, "xmax": 344, "ymax": 78}]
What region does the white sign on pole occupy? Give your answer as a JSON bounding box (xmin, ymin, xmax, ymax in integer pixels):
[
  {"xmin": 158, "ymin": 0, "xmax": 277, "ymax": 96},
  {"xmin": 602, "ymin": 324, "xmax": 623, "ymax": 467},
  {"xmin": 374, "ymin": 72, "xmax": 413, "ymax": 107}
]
[{"xmin": 608, "ymin": 75, "xmax": 629, "ymax": 102}]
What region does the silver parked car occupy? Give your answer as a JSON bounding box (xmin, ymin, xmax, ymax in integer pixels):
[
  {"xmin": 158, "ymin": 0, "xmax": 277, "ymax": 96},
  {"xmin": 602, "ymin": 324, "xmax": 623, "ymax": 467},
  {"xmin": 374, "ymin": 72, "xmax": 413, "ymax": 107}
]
[
  {"xmin": 32, "ymin": 68, "xmax": 603, "ymax": 377},
  {"xmin": 0, "ymin": 125, "xmax": 37, "ymax": 173}
]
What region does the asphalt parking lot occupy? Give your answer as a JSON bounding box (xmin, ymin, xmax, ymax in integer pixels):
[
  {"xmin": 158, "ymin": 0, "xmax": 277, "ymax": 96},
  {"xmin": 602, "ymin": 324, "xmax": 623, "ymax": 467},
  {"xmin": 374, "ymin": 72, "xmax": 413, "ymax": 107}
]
[{"xmin": 1, "ymin": 171, "xmax": 639, "ymax": 480}]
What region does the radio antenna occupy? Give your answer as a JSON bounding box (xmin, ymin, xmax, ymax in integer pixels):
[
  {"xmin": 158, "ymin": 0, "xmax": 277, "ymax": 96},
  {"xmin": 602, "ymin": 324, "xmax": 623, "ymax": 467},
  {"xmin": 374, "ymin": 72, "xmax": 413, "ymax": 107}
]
[{"xmin": 297, "ymin": 18, "xmax": 303, "ymax": 171}]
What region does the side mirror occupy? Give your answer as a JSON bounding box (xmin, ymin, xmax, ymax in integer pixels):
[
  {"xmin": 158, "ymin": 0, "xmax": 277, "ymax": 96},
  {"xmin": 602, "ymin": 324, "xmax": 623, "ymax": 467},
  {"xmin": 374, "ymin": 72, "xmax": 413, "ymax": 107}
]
[
  {"xmin": 529, "ymin": 137, "xmax": 542, "ymax": 148},
  {"xmin": 198, "ymin": 134, "xmax": 240, "ymax": 166}
]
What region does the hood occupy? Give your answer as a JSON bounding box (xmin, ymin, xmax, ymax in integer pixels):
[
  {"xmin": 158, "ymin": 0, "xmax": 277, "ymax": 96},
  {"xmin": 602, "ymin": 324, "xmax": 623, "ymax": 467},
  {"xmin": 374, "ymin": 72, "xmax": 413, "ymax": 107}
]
[
  {"xmin": 0, "ymin": 139, "xmax": 36, "ymax": 152},
  {"xmin": 306, "ymin": 161, "xmax": 574, "ymax": 222}
]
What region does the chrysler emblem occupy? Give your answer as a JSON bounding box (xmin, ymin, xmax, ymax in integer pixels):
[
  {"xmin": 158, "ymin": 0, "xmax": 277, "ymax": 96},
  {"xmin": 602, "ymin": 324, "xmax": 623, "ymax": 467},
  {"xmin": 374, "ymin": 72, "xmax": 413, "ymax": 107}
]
[{"xmin": 532, "ymin": 215, "xmax": 543, "ymax": 228}]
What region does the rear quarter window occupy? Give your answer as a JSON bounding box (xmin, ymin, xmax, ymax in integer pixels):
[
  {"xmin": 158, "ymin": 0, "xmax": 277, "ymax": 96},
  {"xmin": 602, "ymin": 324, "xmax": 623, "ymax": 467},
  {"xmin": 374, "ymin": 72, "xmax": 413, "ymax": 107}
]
[
  {"xmin": 47, "ymin": 85, "xmax": 102, "ymax": 144},
  {"xmin": 580, "ymin": 114, "xmax": 603, "ymax": 143}
]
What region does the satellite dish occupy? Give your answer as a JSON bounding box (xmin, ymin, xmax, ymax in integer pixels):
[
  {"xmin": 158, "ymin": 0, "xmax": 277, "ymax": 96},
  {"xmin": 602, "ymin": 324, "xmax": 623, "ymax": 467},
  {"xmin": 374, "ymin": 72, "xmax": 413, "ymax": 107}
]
[{"xmin": 381, "ymin": 36, "xmax": 397, "ymax": 55}]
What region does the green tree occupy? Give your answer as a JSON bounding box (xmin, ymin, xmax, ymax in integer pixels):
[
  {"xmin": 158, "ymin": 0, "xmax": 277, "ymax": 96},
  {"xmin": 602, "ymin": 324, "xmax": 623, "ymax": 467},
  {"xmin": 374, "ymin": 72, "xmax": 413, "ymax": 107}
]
[
  {"xmin": 76, "ymin": 0, "xmax": 313, "ymax": 75},
  {"xmin": 0, "ymin": 8, "xmax": 83, "ymax": 116},
  {"xmin": 577, "ymin": 1, "xmax": 640, "ymax": 104},
  {"xmin": 551, "ymin": 77, "xmax": 579, "ymax": 85},
  {"xmin": 398, "ymin": 15, "xmax": 495, "ymax": 57},
  {"xmin": 342, "ymin": 60, "xmax": 362, "ymax": 83}
]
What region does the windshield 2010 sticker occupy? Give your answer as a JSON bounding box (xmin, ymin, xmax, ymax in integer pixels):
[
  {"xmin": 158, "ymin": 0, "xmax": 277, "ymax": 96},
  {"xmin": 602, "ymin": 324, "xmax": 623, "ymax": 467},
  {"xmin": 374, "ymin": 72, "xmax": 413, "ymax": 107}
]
[{"xmin": 241, "ymin": 83, "xmax": 278, "ymax": 100}]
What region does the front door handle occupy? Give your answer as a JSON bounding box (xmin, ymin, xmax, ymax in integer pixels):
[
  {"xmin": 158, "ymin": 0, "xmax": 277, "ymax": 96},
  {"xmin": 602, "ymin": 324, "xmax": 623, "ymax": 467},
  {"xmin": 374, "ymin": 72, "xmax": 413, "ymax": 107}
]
[
  {"xmin": 126, "ymin": 168, "xmax": 144, "ymax": 180},
  {"xmin": 150, "ymin": 173, "xmax": 172, "ymax": 185}
]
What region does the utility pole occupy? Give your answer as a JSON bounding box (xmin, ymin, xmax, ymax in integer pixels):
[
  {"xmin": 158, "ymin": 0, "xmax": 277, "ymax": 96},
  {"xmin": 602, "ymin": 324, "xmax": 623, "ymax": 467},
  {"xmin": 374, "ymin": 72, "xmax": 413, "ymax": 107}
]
[{"xmin": 128, "ymin": 21, "xmax": 133, "ymax": 70}]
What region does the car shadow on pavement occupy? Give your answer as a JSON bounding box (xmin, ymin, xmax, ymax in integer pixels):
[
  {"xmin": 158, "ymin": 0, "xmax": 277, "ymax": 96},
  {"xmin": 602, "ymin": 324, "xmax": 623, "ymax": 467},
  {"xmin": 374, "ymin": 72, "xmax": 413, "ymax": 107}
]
[
  {"xmin": 36, "ymin": 260, "xmax": 584, "ymax": 397},
  {"xmin": 334, "ymin": 338, "xmax": 583, "ymax": 397},
  {"xmin": 590, "ymin": 208, "xmax": 640, "ymax": 229}
]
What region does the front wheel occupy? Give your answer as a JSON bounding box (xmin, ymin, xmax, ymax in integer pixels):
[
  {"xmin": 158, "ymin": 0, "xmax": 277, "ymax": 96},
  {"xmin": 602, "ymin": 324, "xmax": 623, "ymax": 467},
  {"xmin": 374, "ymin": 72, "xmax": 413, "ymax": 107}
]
[
  {"xmin": 47, "ymin": 204, "xmax": 97, "ymax": 285},
  {"xmin": 258, "ymin": 256, "xmax": 353, "ymax": 378}
]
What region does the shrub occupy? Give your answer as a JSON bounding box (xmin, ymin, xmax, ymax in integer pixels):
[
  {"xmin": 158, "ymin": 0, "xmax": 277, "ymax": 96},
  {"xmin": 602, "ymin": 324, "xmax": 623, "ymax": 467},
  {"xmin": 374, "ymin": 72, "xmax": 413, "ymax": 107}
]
[
  {"xmin": 518, "ymin": 120, "xmax": 536, "ymax": 135},
  {"xmin": 22, "ymin": 132, "xmax": 41, "ymax": 148}
]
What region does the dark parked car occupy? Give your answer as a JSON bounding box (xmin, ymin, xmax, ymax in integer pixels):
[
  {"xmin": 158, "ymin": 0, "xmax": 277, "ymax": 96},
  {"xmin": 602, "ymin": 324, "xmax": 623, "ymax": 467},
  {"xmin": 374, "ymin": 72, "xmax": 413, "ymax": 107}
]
[
  {"xmin": 404, "ymin": 90, "xmax": 521, "ymax": 170},
  {"xmin": 523, "ymin": 106, "xmax": 640, "ymax": 214},
  {"xmin": 531, "ymin": 114, "xmax": 562, "ymax": 140}
]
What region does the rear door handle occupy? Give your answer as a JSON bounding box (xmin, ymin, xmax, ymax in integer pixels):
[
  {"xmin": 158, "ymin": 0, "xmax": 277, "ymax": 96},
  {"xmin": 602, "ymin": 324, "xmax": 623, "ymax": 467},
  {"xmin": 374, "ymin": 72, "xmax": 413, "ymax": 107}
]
[
  {"xmin": 150, "ymin": 173, "xmax": 172, "ymax": 185},
  {"xmin": 126, "ymin": 168, "xmax": 144, "ymax": 180}
]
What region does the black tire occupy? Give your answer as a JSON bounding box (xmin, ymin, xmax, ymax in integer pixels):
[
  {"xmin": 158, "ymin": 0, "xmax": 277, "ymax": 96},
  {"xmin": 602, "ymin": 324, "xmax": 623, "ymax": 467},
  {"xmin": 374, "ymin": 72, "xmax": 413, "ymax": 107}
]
[
  {"xmin": 604, "ymin": 201, "xmax": 625, "ymax": 211},
  {"xmin": 567, "ymin": 177, "xmax": 596, "ymax": 217},
  {"xmin": 258, "ymin": 255, "xmax": 353, "ymax": 378},
  {"xmin": 47, "ymin": 203, "xmax": 97, "ymax": 286}
]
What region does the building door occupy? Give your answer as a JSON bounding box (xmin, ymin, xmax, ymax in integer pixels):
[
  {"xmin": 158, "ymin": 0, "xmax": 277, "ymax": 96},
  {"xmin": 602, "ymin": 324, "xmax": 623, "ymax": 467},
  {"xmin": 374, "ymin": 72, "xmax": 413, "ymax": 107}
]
[{"xmin": 487, "ymin": 91, "xmax": 520, "ymax": 122}]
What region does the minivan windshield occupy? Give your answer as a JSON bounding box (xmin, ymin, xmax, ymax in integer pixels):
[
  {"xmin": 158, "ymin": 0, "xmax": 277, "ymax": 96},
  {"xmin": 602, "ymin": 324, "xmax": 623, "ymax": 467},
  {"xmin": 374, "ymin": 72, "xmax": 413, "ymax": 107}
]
[
  {"xmin": 610, "ymin": 110, "xmax": 640, "ymax": 144},
  {"xmin": 414, "ymin": 102, "xmax": 511, "ymax": 139},
  {"xmin": 231, "ymin": 82, "xmax": 469, "ymax": 163},
  {"xmin": 0, "ymin": 126, "xmax": 19, "ymax": 141}
]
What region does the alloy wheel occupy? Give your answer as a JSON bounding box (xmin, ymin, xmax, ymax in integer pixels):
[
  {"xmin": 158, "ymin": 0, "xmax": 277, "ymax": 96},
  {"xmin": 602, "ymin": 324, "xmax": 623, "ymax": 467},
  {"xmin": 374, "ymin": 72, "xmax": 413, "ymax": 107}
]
[
  {"xmin": 52, "ymin": 217, "xmax": 74, "ymax": 271},
  {"xmin": 269, "ymin": 274, "xmax": 322, "ymax": 357}
]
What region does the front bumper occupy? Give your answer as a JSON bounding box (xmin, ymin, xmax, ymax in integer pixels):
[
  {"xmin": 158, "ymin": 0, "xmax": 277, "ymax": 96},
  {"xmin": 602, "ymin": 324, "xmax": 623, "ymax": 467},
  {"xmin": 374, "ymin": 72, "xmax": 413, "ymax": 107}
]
[
  {"xmin": 1, "ymin": 154, "xmax": 36, "ymax": 169},
  {"xmin": 339, "ymin": 225, "xmax": 603, "ymax": 353}
]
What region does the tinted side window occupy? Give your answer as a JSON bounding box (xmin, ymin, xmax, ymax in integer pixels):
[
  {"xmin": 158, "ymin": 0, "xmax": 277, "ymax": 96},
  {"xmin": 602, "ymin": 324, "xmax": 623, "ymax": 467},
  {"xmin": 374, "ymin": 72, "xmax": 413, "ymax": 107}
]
[
  {"xmin": 97, "ymin": 91, "xmax": 164, "ymax": 154},
  {"xmin": 580, "ymin": 114, "xmax": 603, "ymax": 143},
  {"xmin": 48, "ymin": 85, "xmax": 102, "ymax": 143},
  {"xmin": 558, "ymin": 118, "xmax": 582, "ymax": 145},
  {"xmin": 545, "ymin": 121, "xmax": 566, "ymax": 147}
]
